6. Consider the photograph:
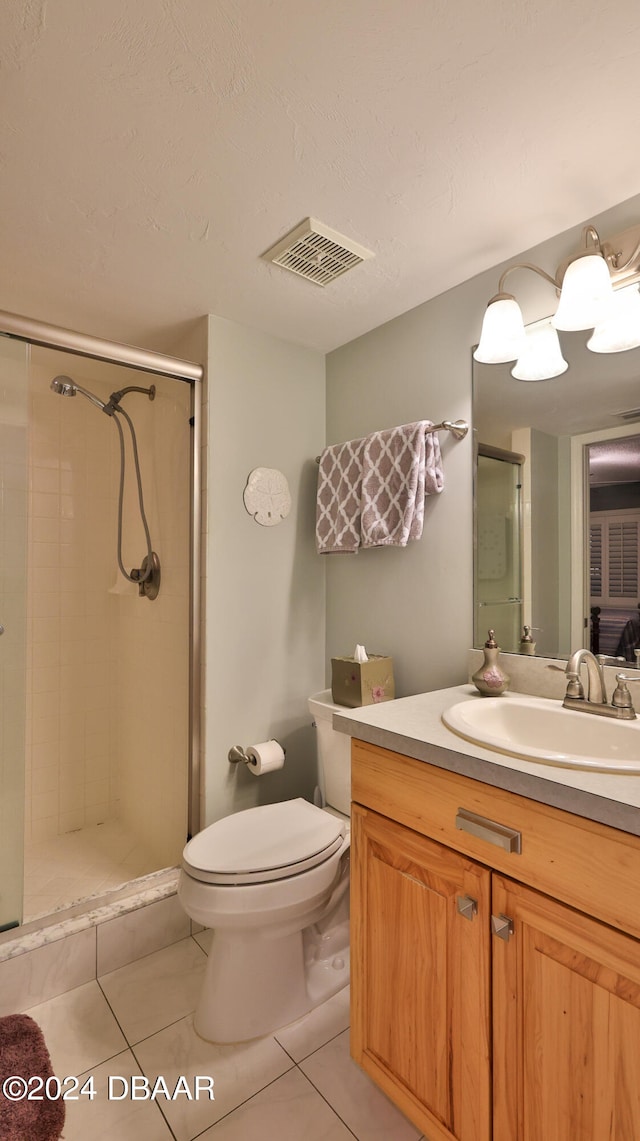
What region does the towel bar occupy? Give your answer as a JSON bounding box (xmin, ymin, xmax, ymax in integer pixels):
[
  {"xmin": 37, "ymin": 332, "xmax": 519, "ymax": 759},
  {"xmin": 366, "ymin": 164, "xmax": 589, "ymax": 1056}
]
[{"xmin": 314, "ymin": 418, "xmax": 468, "ymax": 462}]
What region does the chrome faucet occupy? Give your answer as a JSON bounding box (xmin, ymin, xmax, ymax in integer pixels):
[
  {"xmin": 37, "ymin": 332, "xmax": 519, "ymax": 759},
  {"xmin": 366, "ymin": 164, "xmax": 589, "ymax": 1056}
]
[{"xmin": 563, "ymin": 649, "xmax": 638, "ymax": 720}]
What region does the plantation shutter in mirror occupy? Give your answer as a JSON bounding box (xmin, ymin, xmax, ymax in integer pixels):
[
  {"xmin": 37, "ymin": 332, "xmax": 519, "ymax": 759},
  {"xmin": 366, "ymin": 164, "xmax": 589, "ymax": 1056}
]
[
  {"xmin": 590, "ymin": 511, "xmax": 640, "ymax": 606},
  {"xmin": 608, "ymin": 521, "xmax": 639, "ymax": 598},
  {"xmin": 590, "ymin": 523, "xmax": 603, "ymax": 599}
]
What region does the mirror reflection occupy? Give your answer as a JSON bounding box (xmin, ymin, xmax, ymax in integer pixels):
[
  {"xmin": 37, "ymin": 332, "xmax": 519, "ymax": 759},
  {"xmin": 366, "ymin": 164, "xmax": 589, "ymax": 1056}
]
[{"xmin": 473, "ymin": 322, "xmax": 640, "ymax": 661}]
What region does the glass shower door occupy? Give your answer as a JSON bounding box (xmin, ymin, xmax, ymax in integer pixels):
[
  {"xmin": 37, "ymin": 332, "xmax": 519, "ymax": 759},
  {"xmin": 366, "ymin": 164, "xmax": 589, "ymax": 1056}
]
[
  {"xmin": 474, "ymin": 451, "xmax": 523, "ymax": 653},
  {"xmin": 0, "ymin": 337, "xmax": 28, "ymax": 931}
]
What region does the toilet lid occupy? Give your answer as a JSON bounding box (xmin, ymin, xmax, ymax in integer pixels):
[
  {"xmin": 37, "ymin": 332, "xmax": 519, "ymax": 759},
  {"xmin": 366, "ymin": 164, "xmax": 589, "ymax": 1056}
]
[{"xmin": 182, "ymin": 798, "xmax": 346, "ymax": 885}]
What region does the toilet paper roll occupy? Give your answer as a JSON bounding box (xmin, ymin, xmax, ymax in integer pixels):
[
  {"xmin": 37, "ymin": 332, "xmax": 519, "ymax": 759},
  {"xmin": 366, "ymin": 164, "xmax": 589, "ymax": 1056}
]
[{"xmin": 246, "ymin": 739, "xmax": 285, "ymax": 776}]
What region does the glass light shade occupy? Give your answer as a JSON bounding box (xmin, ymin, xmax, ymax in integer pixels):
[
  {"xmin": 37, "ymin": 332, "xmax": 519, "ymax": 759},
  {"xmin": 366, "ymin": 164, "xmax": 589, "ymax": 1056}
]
[
  {"xmin": 587, "ymin": 284, "xmax": 640, "ymax": 353},
  {"xmin": 473, "ymin": 296, "xmax": 526, "ymax": 364},
  {"xmin": 552, "ymin": 253, "xmax": 614, "ymax": 331},
  {"xmin": 511, "ymin": 322, "xmax": 568, "ymax": 381}
]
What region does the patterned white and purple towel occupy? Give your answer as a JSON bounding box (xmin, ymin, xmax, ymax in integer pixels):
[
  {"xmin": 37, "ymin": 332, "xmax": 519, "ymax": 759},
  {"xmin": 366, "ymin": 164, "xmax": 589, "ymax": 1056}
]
[
  {"xmin": 315, "ymin": 436, "xmax": 366, "ymax": 554},
  {"xmin": 315, "ymin": 420, "xmax": 443, "ymax": 554}
]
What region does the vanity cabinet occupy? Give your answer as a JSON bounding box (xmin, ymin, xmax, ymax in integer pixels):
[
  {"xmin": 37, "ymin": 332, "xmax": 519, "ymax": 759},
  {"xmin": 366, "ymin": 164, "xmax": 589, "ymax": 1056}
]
[
  {"xmin": 352, "ymin": 803, "xmax": 492, "ymax": 1141},
  {"xmin": 350, "ymin": 738, "xmax": 640, "ymax": 1141}
]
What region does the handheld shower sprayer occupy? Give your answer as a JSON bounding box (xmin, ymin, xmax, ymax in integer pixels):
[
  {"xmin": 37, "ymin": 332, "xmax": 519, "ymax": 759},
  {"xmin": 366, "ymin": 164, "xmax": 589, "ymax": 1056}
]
[
  {"xmin": 50, "ymin": 374, "xmax": 160, "ymax": 599},
  {"xmin": 50, "ymin": 376, "xmax": 75, "ymax": 397},
  {"xmin": 50, "ymin": 376, "xmax": 108, "ymax": 412},
  {"xmin": 51, "ymin": 377, "xmax": 155, "ymax": 416}
]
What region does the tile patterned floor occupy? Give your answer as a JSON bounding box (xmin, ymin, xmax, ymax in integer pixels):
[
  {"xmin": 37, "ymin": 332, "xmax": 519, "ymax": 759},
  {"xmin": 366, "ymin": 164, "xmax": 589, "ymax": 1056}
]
[
  {"xmin": 23, "ymin": 820, "xmax": 160, "ymax": 921},
  {"xmin": 22, "ymin": 933, "xmax": 426, "ymax": 1140}
]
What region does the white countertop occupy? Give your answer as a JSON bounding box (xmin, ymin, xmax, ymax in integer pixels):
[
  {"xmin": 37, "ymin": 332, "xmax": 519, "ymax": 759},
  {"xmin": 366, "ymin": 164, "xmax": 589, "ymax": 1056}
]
[{"xmin": 333, "ymin": 684, "xmax": 640, "ymax": 837}]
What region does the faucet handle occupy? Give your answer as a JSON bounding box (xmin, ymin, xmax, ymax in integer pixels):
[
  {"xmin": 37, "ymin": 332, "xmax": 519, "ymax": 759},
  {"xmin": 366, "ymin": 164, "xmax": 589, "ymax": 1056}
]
[
  {"xmin": 564, "ymin": 670, "xmax": 584, "ymax": 699},
  {"xmin": 612, "ymin": 673, "xmax": 640, "ymax": 715}
]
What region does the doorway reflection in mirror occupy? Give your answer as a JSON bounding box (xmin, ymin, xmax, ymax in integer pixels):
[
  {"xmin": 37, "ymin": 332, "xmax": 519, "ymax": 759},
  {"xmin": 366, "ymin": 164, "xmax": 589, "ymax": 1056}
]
[{"xmin": 473, "ymin": 325, "xmax": 640, "ymax": 661}]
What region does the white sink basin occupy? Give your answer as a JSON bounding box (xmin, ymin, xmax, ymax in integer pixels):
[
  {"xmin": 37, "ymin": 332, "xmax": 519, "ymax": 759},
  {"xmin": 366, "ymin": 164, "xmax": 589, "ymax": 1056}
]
[{"xmin": 442, "ymin": 693, "xmax": 640, "ymax": 773}]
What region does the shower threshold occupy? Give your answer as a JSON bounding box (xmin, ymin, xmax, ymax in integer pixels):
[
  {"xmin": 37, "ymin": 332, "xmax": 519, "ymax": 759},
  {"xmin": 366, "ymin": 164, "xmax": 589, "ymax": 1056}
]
[
  {"xmin": 0, "ymin": 864, "xmax": 180, "ymax": 963},
  {"xmin": 23, "ymin": 819, "xmax": 165, "ymax": 924}
]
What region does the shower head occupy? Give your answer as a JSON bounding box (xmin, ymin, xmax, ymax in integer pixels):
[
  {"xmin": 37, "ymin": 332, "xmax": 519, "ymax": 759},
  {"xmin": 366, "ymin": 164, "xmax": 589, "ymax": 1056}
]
[
  {"xmin": 50, "ymin": 376, "xmax": 109, "ymax": 413},
  {"xmin": 51, "ymin": 375, "xmax": 76, "ymax": 397}
]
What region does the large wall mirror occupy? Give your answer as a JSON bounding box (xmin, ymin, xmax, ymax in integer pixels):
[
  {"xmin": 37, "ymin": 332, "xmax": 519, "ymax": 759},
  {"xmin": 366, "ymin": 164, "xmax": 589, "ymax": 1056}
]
[{"xmin": 473, "ymin": 323, "xmax": 640, "ymax": 662}]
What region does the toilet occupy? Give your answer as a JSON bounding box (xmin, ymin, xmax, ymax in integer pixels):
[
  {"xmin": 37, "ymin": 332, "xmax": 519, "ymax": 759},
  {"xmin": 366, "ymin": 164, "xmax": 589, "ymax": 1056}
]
[{"xmin": 178, "ymin": 690, "xmax": 351, "ymax": 1043}]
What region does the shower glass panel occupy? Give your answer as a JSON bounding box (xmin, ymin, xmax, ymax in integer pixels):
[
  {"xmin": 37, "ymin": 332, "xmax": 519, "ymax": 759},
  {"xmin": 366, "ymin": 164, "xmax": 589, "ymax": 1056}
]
[
  {"xmin": 0, "ymin": 337, "xmax": 28, "ymax": 931},
  {"xmin": 474, "ymin": 453, "xmax": 523, "ymax": 653},
  {"xmin": 20, "ymin": 347, "xmax": 192, "ymax": 923}
]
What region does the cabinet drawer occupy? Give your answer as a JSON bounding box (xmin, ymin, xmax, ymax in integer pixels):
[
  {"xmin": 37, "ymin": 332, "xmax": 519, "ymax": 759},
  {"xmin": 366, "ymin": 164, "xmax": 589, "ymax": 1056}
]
[{"xmin": 352, "ymin": 738, "xmax": 640, "ymax": 941}]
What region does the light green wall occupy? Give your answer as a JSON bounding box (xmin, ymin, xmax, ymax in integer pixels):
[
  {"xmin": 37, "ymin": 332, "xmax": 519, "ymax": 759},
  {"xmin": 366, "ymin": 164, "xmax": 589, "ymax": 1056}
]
[
  {"xmin": 325, "ymin": 190, "xmax": 640, "ymax": 696},
  {"xmin": 325, "ymin": 291, "xmax": 477, "ymax": 697},
  {"xmin": 190, "ymin": 190, "xmax": 640, "ymax": 822},
  {"xmin": 204, "ymin": 315, "xmax": 326, "ymax": 824}
]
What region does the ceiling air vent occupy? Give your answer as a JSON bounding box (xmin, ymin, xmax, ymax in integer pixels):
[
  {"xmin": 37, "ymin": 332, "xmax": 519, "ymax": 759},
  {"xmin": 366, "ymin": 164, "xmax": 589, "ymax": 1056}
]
[{"xmin": 262, "ymin": 218, "xmax": 374, "ymax": 286}]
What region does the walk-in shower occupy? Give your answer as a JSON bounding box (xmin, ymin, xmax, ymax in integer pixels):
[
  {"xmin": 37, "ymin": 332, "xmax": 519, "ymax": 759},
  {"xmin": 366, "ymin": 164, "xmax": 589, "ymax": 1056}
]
[{"xmin": 0, "ymin": 315, "xmax": 202, "ymax": 933}]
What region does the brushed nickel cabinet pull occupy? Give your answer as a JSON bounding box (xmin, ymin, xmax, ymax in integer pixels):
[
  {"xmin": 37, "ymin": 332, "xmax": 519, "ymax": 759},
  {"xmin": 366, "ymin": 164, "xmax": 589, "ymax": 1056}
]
[
  {"xmin": 456, "ymin": 808, "xmax": 522, "ymax": 854},
  {"xmin": 457, "ymin": 895, "xmax": 478, "ymax": 921},
  {"xmin": 491, "ymin": 914, "xmax": 514, "ymax": 941}
]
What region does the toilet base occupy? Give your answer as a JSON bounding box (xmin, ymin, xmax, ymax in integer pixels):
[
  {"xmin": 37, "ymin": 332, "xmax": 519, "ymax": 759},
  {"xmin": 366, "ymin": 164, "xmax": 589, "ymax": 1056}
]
[
  {"xmin": 180, "ymin": 814, "xmax": 351, "ymax": 1044},
  {"xmin": 194, "ymin": 921, "xmax": 349, "ymax": 1043}
]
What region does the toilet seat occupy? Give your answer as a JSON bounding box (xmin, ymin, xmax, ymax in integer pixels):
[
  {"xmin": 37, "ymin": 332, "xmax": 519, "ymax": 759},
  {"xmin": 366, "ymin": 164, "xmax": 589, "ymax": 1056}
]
[{"xmin": 182, "ymin": 798, "xmax": 346, "ymax": 886}]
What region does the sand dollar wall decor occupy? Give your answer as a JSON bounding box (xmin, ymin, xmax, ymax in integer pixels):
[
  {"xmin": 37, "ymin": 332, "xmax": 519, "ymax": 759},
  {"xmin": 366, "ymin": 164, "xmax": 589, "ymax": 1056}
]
[{"xmin": 243, "ymin": 467, "xmax": 291, "ymax": 526}]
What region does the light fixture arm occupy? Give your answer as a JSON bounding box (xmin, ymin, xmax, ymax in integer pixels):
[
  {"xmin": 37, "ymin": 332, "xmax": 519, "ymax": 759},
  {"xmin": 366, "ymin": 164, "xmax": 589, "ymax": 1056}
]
[
  {"xmin": 610, "ymin": 235, "xmax": 640, "ymax": 274},
  {"xmin": 495, "ymin": 228, "xmax": 607, "ymax": 298},
  {"xmin": 555, "ymin": 220, "xmax": 640, "ymax": 290},
  {"xmin": 581, "ymin": 224, "xmax": 603, "ymax": 252},
  {"xmin": 496, "ymin": 261, "xmax": 559, "ymax": 295}
]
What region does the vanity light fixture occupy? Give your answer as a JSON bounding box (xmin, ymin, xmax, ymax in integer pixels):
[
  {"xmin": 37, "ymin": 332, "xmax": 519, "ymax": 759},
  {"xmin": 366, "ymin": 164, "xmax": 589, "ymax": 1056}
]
[
  {"xmin": 551, "ymin": 227, "xmax": 614, "ymax": 332},
  {"xmin": 475, "ymin": 221, "xmax": 640, "ymax": 378},
  {"xmin": 511, "ymin": 320, "xmax": 568, "ymax": 382},
  {"xmin": 587, "ymin": 283, "xmax": 640, "ymax": 354}
]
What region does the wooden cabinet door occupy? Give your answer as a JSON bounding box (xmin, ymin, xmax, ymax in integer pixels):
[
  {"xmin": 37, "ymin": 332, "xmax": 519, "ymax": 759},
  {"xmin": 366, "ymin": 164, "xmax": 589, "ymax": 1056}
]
[
  {"xmin": 493, "ymin": 874, "xmax": 640, "ymax": 1141},
  {"xmin": 351, "ymin": 804, "xmax": 491, "ymax": 1141}
]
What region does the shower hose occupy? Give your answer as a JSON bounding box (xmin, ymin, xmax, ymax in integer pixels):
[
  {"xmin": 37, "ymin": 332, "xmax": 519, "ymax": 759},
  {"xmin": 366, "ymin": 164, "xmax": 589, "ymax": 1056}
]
[{"xmin": 111, "ymin": 405, "xmax": 154, "ymax": 584}]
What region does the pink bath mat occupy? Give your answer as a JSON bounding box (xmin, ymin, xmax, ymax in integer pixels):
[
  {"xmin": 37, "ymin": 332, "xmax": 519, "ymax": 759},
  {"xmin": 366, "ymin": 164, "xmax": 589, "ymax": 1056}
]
[{"xmin": 0, "ymin": 1014, "xmax": 65, "ymax": 1140}]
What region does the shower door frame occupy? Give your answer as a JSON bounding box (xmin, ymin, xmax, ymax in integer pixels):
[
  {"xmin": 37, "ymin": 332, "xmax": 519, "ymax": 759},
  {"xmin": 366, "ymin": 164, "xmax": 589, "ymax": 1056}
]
[
  {"xmin": 0, "ymin": 308, "xmax": 203, "ymax": 847},
  {"xmin": 473, "ymin": 441, "xmax": 525, "ymax": 654}
]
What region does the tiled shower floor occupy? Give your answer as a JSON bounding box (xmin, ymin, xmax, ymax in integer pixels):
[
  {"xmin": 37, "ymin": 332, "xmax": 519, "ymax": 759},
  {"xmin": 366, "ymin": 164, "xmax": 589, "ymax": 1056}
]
[{"xmin": 23, "ymin": 820, "xmax": 160, "ymax": 922}]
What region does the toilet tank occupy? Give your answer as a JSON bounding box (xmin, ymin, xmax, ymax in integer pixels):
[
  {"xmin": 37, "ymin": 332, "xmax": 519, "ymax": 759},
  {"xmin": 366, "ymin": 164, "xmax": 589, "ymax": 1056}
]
[{"xmin": 308, "ymin": 690, "xmax": 351, "ymax": 817}]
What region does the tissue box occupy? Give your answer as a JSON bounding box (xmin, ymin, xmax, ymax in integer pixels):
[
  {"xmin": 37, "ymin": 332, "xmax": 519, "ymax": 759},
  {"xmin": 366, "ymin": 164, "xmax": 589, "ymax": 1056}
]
[{"xmin": 331, "ymin": 655, "xmax": 395, "ymax": 708}]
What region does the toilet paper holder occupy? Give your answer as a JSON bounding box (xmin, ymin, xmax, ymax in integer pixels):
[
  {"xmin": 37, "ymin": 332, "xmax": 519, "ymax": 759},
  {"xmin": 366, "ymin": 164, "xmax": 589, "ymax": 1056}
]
[
  {"xmin": 228, "ymin": 742, "xmax": 286, "ymax": 766},
  {"xmin": 228, "ymin": 745, "xmax": 252, "ymax": 765}
]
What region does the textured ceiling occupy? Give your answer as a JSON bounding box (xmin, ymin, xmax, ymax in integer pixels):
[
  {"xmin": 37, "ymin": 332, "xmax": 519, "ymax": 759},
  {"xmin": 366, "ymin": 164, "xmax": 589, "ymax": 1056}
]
[
  {"xmin": 3, "ymin": 0, "xmax": 640, "ymax": 357},
  {"xmin": 589, "ymin": 438, "xmax": 640, "ymax": 486}
]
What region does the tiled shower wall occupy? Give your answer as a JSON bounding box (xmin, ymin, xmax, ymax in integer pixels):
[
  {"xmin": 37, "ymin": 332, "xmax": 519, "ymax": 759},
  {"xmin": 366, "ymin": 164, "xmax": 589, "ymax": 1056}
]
[
  {"xmin": 26, "ymin": 354, "xmax": 118, "ymax": 842},
  {"xmin": 24, "ymin": 350, "xmax": 190, "ymax": 866}
]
